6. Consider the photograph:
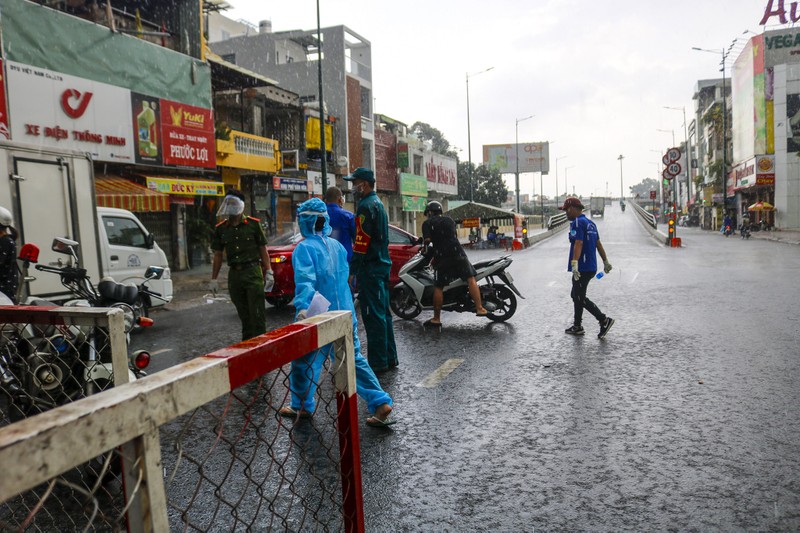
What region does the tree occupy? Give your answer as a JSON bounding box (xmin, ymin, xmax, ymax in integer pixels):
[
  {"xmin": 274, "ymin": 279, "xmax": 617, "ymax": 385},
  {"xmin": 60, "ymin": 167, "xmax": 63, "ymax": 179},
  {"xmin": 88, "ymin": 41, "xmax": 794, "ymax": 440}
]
[
  {"xmin": 628, "ymin": 177, "xmax": 660, "ymax": 198},
  {"xmin": 410, "ymin": 121, "xmax": 457, "ymax": 157},
  {"xmin": 456, "ymin": 162, "xmax": 508, "ymax": 206}
]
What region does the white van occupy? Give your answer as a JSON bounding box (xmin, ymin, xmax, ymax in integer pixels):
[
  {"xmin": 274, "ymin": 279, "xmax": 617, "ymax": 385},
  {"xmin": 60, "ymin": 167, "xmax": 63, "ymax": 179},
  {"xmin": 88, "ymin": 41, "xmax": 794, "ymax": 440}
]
[{"xmin": 96, "ymin": 207, "xmax": 173, "ymax": 309}]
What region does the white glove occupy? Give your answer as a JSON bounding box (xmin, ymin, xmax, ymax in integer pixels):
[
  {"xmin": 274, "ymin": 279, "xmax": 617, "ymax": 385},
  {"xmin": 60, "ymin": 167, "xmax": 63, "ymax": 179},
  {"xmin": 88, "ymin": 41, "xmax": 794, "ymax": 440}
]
[
  {"xmin": 264, "ymin": 270, "xmax": 275, "ymax": 292},
  {"xmin": 571, "ymin": 260, "xmax": 580, "ymax": 282},
  {"xmin": 209, "ymin": 279, "xmax": 219, "ymax": 293},
  {"xmin": 296, "ymin": 309, "xmax": 308, "ymax": 321},
  {"xmin": 603, "ymin": 261, "xmax": 613, "ymax": 274}
]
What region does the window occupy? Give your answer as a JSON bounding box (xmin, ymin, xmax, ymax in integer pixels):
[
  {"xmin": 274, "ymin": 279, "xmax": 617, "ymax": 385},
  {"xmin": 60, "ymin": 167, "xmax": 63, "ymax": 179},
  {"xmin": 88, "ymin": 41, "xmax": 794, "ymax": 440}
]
[
  {"xmin": 388, "ymin": 226, "xmax": 412, "ymax": 245},
  {"xmin": 103, "ymin": 217, "xmax": 147, "ymax": 248}
]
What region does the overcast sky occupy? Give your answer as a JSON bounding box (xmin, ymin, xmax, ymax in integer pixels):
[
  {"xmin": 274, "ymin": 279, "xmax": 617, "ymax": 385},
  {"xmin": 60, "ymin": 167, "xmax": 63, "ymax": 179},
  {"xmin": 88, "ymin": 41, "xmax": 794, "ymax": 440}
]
[{"xmin": 226, "ymin": 1, "xmax": 776, "ymax": 199}]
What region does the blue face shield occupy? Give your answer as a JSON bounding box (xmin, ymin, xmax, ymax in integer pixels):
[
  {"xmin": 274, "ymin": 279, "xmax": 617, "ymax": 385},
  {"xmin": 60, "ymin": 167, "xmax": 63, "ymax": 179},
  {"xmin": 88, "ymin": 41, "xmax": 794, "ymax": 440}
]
[{"xmin": 296, "ymin": 198, "xmax": 332, "ymax": 238}]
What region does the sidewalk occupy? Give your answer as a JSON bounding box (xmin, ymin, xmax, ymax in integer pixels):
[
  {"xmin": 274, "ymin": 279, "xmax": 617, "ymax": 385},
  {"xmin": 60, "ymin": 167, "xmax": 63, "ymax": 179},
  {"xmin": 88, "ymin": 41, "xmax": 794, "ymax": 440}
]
[
  {"xmin": 165, "ymin": 263, "xmax": 228, "ymax": 311},
  {"xmin": 747, "ymin": 228, "xmax": 800, "ymax": 245}
]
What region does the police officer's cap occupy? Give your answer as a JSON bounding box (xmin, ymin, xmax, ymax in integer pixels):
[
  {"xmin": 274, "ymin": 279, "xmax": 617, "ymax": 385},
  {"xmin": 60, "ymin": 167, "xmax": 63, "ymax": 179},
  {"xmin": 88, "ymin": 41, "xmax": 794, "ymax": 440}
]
[{"xmin": 343, "ymin": 167, "xmax": 375, "ymax": 184}]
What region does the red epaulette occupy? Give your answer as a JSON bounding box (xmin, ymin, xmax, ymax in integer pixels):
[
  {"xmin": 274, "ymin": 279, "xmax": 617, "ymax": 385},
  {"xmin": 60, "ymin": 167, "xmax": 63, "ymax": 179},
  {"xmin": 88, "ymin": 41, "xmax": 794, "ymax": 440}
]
[
  {"xmin": 215, "ymin": 220, "xmax": 226, "ymax": 228},
  {"xmin": 246, "ymin": 216, "xmax": 261, "ymax": 223}
]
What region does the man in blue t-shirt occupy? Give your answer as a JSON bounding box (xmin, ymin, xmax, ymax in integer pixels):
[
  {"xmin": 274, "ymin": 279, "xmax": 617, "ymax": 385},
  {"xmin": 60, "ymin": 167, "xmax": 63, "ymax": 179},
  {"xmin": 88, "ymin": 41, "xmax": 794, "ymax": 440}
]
[
  {"xmin": 560, "ymin": 197, "xmax": 615, "ymax": 338},
  {"xmin": 325, "ymin": 186, "xmax": 356, "ymax": 262}
]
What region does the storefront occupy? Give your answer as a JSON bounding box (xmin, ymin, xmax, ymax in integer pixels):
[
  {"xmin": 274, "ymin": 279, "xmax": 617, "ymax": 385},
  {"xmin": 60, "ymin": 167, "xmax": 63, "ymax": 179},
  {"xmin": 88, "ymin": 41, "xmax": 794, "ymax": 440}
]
[{"xmin": 733, "ymin": 155, "xmax": 775, "ymax": 227}]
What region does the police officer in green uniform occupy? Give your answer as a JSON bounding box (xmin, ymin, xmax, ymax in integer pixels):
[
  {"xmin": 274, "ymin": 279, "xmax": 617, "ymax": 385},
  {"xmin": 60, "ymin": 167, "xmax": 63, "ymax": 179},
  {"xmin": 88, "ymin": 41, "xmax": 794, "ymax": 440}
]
[
  {"xmin": 345, "ymin": 168, "xmax": 398, "ymax": 372},
  {"xmin": 210, "ymin": 190, "xmax": 273, "ymax": 340}
]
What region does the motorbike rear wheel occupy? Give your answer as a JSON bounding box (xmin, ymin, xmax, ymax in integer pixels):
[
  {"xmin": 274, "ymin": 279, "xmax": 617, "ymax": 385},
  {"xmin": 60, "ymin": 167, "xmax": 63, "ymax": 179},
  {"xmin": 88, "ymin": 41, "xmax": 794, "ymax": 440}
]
[
  {"xmin": 484, "ymin": 285, "xmax": 517, "ymax": 322},
  {"xmin": 390, "ymin": 284, "xmax": 422, "ymax": 320}
]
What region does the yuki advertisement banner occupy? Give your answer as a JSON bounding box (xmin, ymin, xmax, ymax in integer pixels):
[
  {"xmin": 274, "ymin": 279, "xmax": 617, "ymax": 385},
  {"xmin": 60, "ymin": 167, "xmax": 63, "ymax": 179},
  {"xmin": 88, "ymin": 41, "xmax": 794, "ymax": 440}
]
[{"xmin": 159, "ymin": 99, "xmax": 216, "ymax": 169}]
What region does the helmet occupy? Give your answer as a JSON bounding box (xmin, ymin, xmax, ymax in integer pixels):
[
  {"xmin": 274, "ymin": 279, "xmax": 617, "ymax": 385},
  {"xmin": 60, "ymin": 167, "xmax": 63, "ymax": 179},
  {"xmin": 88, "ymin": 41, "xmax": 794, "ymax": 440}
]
[
  {"xmin": 0, "ymin": 206, "xmax": 13, "ymax": 227},
  {"xmin": 424, "ymin": 201, "xmax": 443, "ymax": 217}
]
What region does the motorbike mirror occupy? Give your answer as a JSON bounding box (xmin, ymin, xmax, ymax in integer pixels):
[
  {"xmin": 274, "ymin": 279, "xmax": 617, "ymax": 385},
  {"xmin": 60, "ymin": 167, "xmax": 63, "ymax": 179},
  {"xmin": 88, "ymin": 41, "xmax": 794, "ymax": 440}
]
[
  {"xmin": 51, "ymin": 237, "xmax": 79, "ymax": 255},
  {"xmin": 145, "ymin": 233, "xmax": 155, "ymax": 249},
  {"xmin": 18, "ymin": 243, "xmax": 40, "ymax": 264},
  {"xmin": 144, "ymin": 266, "xmax": 164, "ymax": 280}
]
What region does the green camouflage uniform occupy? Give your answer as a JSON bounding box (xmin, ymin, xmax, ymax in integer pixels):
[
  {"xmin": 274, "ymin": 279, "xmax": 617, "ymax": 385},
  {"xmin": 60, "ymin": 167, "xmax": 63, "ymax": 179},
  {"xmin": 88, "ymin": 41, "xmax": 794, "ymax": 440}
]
[
  {"xmin": 211, "ymin": 216, "xmax": 268, "ymax": 340},
  {"xmin": 350, "ymin": 191, "xmax": 398, "ymax": 371}
]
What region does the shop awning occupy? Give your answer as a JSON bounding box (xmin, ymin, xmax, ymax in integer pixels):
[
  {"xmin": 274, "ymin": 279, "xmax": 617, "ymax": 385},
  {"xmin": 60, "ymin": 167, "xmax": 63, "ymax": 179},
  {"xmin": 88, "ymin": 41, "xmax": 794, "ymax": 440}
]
[{"xmin": 95, "ymin": 176, "xmax": 170, "ymax": 212}]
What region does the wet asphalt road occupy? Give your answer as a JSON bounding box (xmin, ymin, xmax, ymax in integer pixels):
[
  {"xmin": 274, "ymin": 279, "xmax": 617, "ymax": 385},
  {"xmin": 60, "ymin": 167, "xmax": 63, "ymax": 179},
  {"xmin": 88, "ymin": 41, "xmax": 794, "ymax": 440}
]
[{"xmin": 132, "ymin": 204, "xmax": 800, "ymax": 531}]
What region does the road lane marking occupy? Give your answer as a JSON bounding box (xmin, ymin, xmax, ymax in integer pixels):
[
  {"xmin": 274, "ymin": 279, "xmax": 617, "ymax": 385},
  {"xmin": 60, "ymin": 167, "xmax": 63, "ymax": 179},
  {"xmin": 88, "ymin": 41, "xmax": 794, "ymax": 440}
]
[
  {"xmin": 150, "ymin": 349, "xmax": 172, "ymax": 356},
  {"xmin": 630, "ymin": 272, "xmax": 639, "ymax": 284},
  {"xmin": 417, "ymin": 358, "xmax": 464, "ymax": 388}
]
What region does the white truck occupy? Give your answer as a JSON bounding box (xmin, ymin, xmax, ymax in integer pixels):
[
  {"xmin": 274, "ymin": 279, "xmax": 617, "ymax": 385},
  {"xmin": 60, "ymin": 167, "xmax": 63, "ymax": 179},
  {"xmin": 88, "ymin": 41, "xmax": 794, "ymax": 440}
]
[
  {"xmin": 0, "ymin": 140, "xmax": 172, "ymax": 310},
  {"xmin": 590, "ymin": 197, "xmax": 606, "ymax": 218}
]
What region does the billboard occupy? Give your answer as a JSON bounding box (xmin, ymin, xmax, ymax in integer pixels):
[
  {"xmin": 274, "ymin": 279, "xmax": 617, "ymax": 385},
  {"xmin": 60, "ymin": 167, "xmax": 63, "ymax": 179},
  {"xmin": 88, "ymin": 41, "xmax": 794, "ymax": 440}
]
[
  {"xmin": 483, "ymin": 142, "xmax": 550, "ymax": 174},
  {"xmin": 5, "ymin": 60, "xmax": 215, "ymax": 169},
  {"xmin": 423, "ymin": 152, "xmax": 458, "ymax": 195}
]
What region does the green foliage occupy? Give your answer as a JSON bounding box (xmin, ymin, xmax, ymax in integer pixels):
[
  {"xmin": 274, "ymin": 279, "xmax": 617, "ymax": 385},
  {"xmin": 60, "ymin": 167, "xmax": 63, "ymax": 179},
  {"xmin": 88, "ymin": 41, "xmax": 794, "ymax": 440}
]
[
  {"xmin": 186, "ymin": 213, "xmax": 214, "ymax": 248},
  {"xmin": 628, "ymin": 177, "xmax": 660, "ymax": 198},
  {"xmin": 457, "ymin": 161, "xmax": 508, "ymax": 206},
  {"xmin": 410, "ymin": 121, "xmax": 458, "ymax": 157}
]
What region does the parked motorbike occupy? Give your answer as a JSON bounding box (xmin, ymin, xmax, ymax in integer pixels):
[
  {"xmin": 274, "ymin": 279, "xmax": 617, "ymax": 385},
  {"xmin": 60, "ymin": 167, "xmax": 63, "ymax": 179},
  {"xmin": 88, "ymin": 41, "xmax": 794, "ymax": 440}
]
[
  {"xmin": 389, "ymin": 249, "xmax": 524, "ymax": 322},
  {"xmin": 0, "ymin": 238, "xmax": 155, "ymax": 422},
  {"xmin": 723, "ymin": 224, "xmax": 733, "ymax": 237},
  {"xmin": 740, "ymin": 224, "xmax": 751, "ymax": 239}
]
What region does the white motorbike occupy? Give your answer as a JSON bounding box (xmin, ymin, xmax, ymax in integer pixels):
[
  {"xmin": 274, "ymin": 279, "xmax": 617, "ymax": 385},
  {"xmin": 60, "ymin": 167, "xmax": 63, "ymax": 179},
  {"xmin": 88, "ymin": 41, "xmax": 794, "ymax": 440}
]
[{"xmin": 389, "ymin": 250, "xmax": 523, "ymax": 322}]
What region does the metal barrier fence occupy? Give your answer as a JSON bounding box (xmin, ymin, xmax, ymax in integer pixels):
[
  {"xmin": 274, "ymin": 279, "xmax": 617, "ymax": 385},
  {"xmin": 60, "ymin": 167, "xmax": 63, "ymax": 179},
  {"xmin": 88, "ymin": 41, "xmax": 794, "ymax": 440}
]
[
  {"xmin": 631, "ymin": 200, "xmax": 657, "ymax": 228},
  {"xmin": 0, "ymin": 306, "xmax": 129, "ymax": 426},
  {"xmin": 547, "ymin": 212, "xmax": 569, "ymax": 230},
  {"xmin": 0, "ymin": 310, "xmax": 363, "ymax": 532}
]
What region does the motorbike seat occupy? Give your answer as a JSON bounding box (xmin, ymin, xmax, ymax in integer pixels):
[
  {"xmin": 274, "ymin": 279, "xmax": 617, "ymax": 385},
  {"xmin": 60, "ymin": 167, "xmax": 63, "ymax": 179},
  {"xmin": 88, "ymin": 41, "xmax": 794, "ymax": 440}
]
[
  {"xmin": 473, "ymin": 258, "xmax": 503, "ymax": 270},
  {"xmin": 97, "ymin": 279, "xmax": 139, "ymax": 305}
]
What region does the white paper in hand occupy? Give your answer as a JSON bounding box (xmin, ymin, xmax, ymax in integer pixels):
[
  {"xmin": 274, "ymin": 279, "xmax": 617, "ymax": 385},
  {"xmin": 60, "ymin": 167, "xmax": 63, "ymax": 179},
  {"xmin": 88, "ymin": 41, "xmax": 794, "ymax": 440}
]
[
  {"xmin": 306, "ymin": 292, "xmax": 331, "ymax": 318},
  {"xmin": 264, "ymin": 277, "xmax": 275, "ymax": 293}
]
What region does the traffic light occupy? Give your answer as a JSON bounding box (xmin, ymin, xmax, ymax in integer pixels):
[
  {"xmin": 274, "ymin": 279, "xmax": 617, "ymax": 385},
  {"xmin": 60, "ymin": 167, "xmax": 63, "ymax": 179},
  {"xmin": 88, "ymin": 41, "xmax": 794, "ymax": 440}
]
[
  {"xmin": 668, "ymin": 214, "xmax": 675, "ymax": 236},
  {"xmin": 522, "ymin": 219, "xmax": 528, "ymax": 236}
]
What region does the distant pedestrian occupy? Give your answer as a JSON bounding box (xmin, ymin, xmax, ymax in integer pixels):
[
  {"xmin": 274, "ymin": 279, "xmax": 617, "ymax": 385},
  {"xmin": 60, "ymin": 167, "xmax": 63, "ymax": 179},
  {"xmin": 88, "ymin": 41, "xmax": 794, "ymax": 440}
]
[
  {"xmin": 560, "ymin": 197, "xmax": 614, "ymax": 338},
  {"xmin": 279, "ymin": 198, "xmax": 395, "ymax": 427},
  {"xmin": 345, "ymin": 168, "xmax": 398, "ymax": 372},
  {"xmin": 0, "ymin": 206, "xmax": 19, "ymax": 303},
  {"xmin": 325, "ymin": 186, "xmax": 356, "ymax": 262},
  {"xmin": 210, "ymin": 190, "xmax": 274, "ymax": 340}
]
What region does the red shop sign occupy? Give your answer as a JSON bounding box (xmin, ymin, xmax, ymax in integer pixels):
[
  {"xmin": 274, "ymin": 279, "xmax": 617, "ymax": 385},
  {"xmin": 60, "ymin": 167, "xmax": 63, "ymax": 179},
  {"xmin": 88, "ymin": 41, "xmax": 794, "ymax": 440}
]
[{"xmin": 160, "ymin": 99, "xmax": 216, "ymax": 169}]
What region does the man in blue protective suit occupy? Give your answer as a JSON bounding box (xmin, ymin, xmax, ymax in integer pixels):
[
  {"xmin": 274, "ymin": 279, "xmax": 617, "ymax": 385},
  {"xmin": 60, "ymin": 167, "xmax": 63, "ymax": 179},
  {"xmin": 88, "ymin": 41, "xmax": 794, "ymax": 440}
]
[
  {"xmin": 278, "ymin": 198, "xmax": 395, "ymax": 428},
  {"xmin": 345, "ymin": 167, "xmax": 398, "ymax": 372}
]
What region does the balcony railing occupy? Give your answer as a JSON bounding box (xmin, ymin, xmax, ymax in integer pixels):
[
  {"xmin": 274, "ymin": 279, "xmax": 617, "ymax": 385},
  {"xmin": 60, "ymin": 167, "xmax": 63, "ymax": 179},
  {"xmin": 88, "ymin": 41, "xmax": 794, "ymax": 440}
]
[{"xmin": 216, "ymin": 130, "xmax": 280, "ymax": 172}]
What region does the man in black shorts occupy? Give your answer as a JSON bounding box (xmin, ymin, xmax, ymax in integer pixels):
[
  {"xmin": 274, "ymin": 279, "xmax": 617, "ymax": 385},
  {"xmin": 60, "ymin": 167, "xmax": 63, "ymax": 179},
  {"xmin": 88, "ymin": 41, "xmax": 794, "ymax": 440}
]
[{"xmin": 422, "ymin": 201, "xmax": 487, "ymax": 327}]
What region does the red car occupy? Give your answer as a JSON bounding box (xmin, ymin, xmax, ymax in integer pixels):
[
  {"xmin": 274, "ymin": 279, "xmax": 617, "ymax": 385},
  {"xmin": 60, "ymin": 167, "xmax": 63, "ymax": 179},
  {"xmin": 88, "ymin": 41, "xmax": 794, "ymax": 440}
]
[{"xmin": 265, "ymin": 224, "xmax": 421, "ymax": 308}]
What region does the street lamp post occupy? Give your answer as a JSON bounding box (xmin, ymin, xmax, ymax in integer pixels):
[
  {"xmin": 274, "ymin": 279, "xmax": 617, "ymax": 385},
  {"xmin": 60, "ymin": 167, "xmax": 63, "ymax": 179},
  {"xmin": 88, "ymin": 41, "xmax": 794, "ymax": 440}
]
[
  {"xmin": 656, "ymin": 128, "xmax": 676, "ymax": 147},
  {"xmin": 617, "ymin": 155, "xmax": 624, "ymax": 200},
  {"xmin": 664, "ymin": 105, "xmax": 693, "ymax": 209},
  {"xmin": 692, "ymin": 46, "xmax": 731, "ymax": 214},
  {"xmin": 515, "ymin": 114, "xmax": 534, "ymax": 213},
  {"xmin": 564, "ymin": 166, "xmax": 575, "ymax": 196},
  {"xmin": 466, "ymin": 67, "xmax": 494, "ymax": 203},
  {"xmin": 316, "ymin": 0, "xmax": 327, "ymax": 193},
  {"xmin": 555, "ymin": 155, "xmax": 568, "ymax": 204}
]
